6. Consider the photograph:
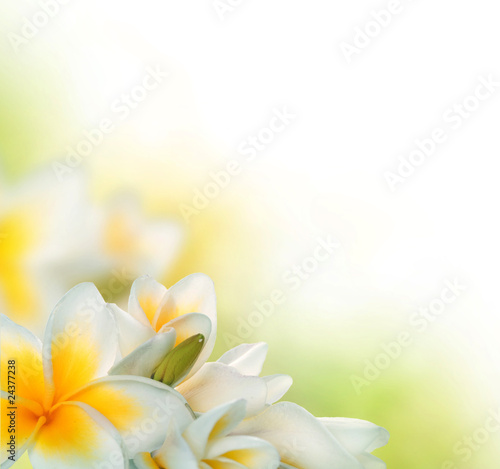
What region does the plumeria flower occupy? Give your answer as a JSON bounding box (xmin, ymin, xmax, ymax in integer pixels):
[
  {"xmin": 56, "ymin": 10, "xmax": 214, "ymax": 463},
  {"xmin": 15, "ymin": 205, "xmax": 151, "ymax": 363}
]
[
  {"xmin": 176, "ymin": 342, "xmax": 293, "ymax": 417},
  {"xmin": 131, "ymin": 399, "xmax": 280, "ymax": 469},
  {"xmin": 110, "ymin": 279, "xmax": 291, "ymax": 415},
  {"xmin": 0, "ymin": 170, "xmax": 183, "ymax": 334},
  {"xmin": 108, "ymin": 274, "xmax": 217, "ymax": 387},
  {"xmin": 233, "ymin": 402, "xmax": 389, "ymax": 469},
  {"xmin": 109, "ymin": 279, "xmax": 291, "ymax": 415},
  {"xmin": 0, "ymin": 283, "xmax": 193, "ymax": 469}
]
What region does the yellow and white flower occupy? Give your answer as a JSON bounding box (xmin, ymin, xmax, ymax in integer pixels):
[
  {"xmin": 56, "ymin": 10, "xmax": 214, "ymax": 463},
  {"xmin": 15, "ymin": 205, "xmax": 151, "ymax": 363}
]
[
  {"xmin": 131, "ymin": 399, "xmax": 280, "ymax": 469},
  {"xmin": 109, "ymin": 278, "xmax": 291, "ymax": 416},
  {"xmin": 1, "ymin": 271, "xmax": 389, "ymax": 469},
  {"xmin": 108, "ymin": 274, "xmax": 217, "ymax": 386},
  {"xmin": 0, "ymin": 283, "xmax": 192, "ymax": 469}
]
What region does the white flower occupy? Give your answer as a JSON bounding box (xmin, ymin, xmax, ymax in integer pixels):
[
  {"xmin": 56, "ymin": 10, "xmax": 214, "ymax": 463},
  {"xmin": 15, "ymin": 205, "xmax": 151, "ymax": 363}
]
[
  {"xmin": 132, "ymin": 399, "xmax": 280, "ymax": 469},
  {"xmin": 234, "ymin": 402, "xmax": 389, "ymax": 469},
  {"xmin": 109, "ymin": 274, "xmax": 217, "ymax": 386},
  {"xmin": 0, "ymin": 283, "xmax": 192, "ymax": 469},
  {"xmin": 107, "ymin": 274, "xmax": 388, "ymax": 469},
  {"xmin": 1, "ymin": 271, "xmax": 389, "ymax": 469},
  {"xmin": 176, "ymin": 342, "xmax": 293, "ymax": 417}
]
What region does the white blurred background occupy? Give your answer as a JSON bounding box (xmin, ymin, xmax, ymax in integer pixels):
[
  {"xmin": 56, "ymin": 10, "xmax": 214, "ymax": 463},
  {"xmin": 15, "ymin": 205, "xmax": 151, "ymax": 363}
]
[{"xmin": 1, "ymin": 1, "xmax": 500, "ymax": 467}]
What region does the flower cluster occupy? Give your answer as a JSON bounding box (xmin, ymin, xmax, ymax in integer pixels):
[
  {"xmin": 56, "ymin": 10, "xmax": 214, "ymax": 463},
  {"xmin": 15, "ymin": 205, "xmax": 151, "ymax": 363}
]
[{"xmin": 1, "ymin": 273, "xmax": 389, "ymax": 469}]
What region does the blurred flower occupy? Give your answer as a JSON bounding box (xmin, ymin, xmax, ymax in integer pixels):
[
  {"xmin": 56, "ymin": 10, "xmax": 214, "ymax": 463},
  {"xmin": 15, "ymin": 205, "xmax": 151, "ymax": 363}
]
[
  {"xmin": 132, "ymin": 399, "xmax": 280, "ymax": 469},
  {"xmin": 108, "ymin": 274, "xmax": 217, "ymax": 385},
  {"xmin": 0, "ymin": 171, "xmax": 183, "ymax": 333},
  {"xmin": 0, "ymin": 283, "xmax": 192, "ymax": 468}
]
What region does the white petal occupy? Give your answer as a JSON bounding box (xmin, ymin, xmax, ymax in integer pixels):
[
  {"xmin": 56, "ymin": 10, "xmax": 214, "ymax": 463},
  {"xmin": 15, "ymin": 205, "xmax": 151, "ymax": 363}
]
[
  {"xmin": 176, "ymin": 363, "xmax": 268, "ymax": 417},
  {"xmin": 183, "ymin": 400, "xmax": 247, "ymax": 460},
  {"xmin": 318, "ymin": 418, "xmax": 389, "ymax": 469},
  {"xmin": 150, "ymin": 420, "xmax": 198, "ymax": 469},
  {"xmin": 234, "ymin": 402, "xmax": 363, "ymax": 469},
  {"xmin": 129, "ymin": 276, "xmax": 167, "ymax": 327},
  {"xmin": 42, "ymin": 283, "xmax": 118, "ymax": 405},
  {"xmin": 263, "ymin": 375, "xmax": 293, "ymax": 405},
  {"xmin": 108, "ymin": 303, "xmax": 156, "ymax": 357},
  {"xmin": 129, "ymin": 458, "xmax": 147, "ymax": 469},
  {"xmin": 217, "ymin": 343, "xmax": 268, "ymax": 376},
  {"xmin": 153, "ymin": 273, "xmax": 216, "ymax": 372},
  {"xmin": 164, "ymin": 312, "xmax": 212, "ymax": 381},
  {"xmin": 0, "ymin": 314, "xmax": 45, "ymax": 405},
  {"xmin": 108, "ymin": 329, "xmax": 177, "ymax": 378},
  {"xmin": 66, "ymin": 375, "xmax": 194, "ymax": 456},
  {"xmin": 28, "ymin": 401, "xmax": 127, "ymax": 469},
  {"xmin": 166, "ymin": 312, "xmax": 212, "ymax": 345},
  {"xmin": 206, "ymin": 435, "xmax": 280, "ymax": 469}
]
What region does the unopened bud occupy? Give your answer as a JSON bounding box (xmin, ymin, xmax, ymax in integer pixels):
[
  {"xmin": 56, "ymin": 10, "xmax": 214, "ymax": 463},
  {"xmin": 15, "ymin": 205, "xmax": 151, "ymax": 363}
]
[{"xmin": 152, "ymin": 334, "xmax": 205, "ymax": 386}]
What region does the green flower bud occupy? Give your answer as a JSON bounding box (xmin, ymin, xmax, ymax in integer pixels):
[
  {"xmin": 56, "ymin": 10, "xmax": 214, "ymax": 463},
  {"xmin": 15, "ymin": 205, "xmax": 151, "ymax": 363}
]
[{"xmin": 152, "ymin": 333, "xmax": 205, "ymax": 386}]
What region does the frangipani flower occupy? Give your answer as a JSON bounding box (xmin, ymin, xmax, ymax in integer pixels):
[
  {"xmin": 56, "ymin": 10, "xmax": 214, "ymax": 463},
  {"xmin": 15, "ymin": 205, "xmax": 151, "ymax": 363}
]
[
  {"xmin": 1, "ymin": 269, "xmax": 389, "ymax": 469},
  {"xmin": 0, "ymin": 171, "xmax": 183, "ymax": 334},
  {"xmin": 110, "ymin": 279, "xmax": 290, "ymax": 415},
  {"xmin": 134, "ymin": 400, "xmax": 279, "ymax": 469},
  {"xmin": 109, "ymin": 274, "xmax": 216, "ymax": 386},
  {"xmin": 132, "ymin": 400, "xmax": 280, "ymax": 469},
  {"xmin": 176, "ymin": 343, "xmax": 293, "ymax": 417},
  {"xmin": 234, "ymin": 402, "xmax": 389, "ymax": 469},
  {"xmin": 0, "ymin": 283, "xmax": 192, "ymax": 469}
]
